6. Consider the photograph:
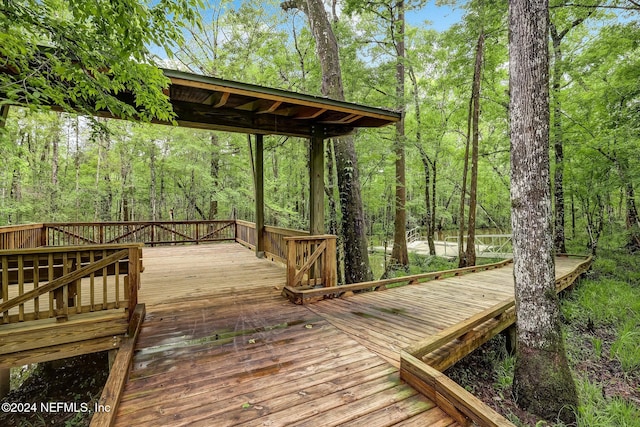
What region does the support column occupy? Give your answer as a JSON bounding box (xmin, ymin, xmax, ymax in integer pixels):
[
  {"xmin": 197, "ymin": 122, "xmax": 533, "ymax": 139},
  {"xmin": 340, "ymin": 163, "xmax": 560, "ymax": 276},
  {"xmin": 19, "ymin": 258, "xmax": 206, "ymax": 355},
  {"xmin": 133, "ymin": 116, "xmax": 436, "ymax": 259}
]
[
  {"xmin": 309, "ymin": 128, "xmax": 325, "ymax": 235},
  {"xmin": 255, "ymin": 134, "xmax": 265, "ymax": 258},
  {"xmin": 502, "ymin": 324, "xmax": 517, "ymax": 355}
]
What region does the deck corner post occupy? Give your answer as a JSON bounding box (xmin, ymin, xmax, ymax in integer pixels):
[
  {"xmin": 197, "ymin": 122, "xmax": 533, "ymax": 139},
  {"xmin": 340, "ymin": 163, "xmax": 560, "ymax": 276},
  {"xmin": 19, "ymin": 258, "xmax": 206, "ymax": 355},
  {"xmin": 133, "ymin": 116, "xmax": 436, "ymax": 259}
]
[
  {"xmin": 309, "ymin": 127, "xmax": 325, "ymax": 235},
  {"xmin": 255, "ymin": 134, "xmax": 265, "ymax": 258},
  {"xmin": 127, "ymin": 246, "xmax": 141, "ymax": 319}
]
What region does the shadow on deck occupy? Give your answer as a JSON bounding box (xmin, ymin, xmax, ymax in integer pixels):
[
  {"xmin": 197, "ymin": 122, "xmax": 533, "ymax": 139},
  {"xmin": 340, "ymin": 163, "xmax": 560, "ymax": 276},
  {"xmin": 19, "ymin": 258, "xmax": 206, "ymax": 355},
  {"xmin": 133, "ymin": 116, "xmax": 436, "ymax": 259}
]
[{"xmin": 95, "ymin": 243, "xmax": 589, "ymax": 427}]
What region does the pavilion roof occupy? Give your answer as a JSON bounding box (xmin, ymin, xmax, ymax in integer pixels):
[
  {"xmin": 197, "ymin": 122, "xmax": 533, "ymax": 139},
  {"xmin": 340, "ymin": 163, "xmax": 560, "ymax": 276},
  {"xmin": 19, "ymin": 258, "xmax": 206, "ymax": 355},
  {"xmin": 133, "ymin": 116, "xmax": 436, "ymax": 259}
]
[{"xmin": 162, "ymin": 69, "xmax": 400, "ymax": 138}]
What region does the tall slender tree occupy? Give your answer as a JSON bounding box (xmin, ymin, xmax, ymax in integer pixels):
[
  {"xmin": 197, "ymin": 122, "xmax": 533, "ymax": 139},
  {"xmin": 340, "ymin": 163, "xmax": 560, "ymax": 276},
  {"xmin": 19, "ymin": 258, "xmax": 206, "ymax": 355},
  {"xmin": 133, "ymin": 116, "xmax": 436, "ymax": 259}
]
[
  {"xmin": 391, "ymin": 1, "xmax": 409, "ymax": 268},
  {"xmin": 281, "ymin": 0, "xmax": 373, "ymax": 283},
  {"xmin": 509, "ymin": 0, "xmax": 578, "ymax": 423},
  {"xmin": 550, "ymin": 1, "xmax": 599, "ymax": 253}
]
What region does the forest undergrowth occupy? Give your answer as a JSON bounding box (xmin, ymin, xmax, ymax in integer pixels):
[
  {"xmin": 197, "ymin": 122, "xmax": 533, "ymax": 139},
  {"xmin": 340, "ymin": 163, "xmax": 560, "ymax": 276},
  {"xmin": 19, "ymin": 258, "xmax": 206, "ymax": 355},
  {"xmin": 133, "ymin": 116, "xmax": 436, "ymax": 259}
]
[{"xmin": 447, "ymin": 242, "xmax": 640, "ymax": 426}]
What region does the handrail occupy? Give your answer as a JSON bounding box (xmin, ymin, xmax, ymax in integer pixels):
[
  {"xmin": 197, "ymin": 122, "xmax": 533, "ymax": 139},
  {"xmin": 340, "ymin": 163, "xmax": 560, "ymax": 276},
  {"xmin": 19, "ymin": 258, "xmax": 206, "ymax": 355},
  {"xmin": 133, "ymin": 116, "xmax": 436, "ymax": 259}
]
[
  {"xmin": 235, "ymin": 220, "xmax": 310, "ymax": 263},
  {"xmin": 44, "ymin": 220, "xmax": 236, "ymax": 246},
  {"xmin": 0, "ymin": 223, "xmax": 46, "ymax": 250},
  {"xmin": 444, "ymin": 234, "xmax": 513, "ymax": 258},
  {"xmin": 399, "ymin": 255, "xmax": 593, "ymax": 427},
  {"xmin": 406, "ymin": 226, "xmax": 421, "ymax": 244},
  {"xmin": 0, "ymin": 250, "xmax": 128, "ymax": 314},
  {"xmin": 401, "ymin": 352, "xmax": 515, "ymax": 427},
  {"xmin": 282, "ymin": 257, "xmax": 514, "ymax": 304},
  {"xmin": 1, "ymin": 244, "xmax": 142, "ymax": 324},
  {"xmin": 405, "ymin": 298, "xmax": 514, "ymax": 359}
]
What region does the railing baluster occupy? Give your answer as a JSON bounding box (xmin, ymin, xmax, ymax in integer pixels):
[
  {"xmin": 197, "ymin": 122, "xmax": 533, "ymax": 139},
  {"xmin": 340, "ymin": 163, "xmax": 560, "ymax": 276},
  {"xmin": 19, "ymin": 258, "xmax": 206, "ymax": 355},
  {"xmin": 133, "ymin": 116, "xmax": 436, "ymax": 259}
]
[
  {"xmin": 2, "ymin": 257, "xmax": 8, "ymax": 323},
  {"xmin": 48, "ymin": 254, "xmax": 54, "ymax": 318},
  {"xmin": 33, "ymin": 255, "xmax": 40, "ymax": 319},
  {"xmin": 102, "ymin": 250, "xmax": 108, "ymax": 310},
  {"xmin": 75, "ymin": 252, "xmax": 82, "ymax": 314},
  {"xmin": 18, "ymin": 255, "xmax": 24, "ymax": 321},
  {"xmin": 115, "ymin": 258, "xmax": 120, "ymax": 309},
  {"xmin": 90, "ymin": 251, "xmax": 95, "ymax": 311}
]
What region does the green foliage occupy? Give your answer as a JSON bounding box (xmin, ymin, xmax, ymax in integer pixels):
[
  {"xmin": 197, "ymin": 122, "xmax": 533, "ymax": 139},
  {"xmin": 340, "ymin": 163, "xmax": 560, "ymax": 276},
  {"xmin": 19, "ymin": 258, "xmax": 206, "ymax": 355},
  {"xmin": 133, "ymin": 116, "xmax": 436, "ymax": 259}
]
[
  {"xmin": 575, "ymin": 377, "xmax": 640, "ymax": 427},
  {"xmin": 562, "ymin": 278, "xmax": 640, "ymax": 326},
  {"xmin": 610, "ymin": 321, "xmax": 640, "ymax": 372},
  {"xmin": 494, "ymin": 353, "xmax": 515, "ymax": 392},
  {"xmin": 0, "ymin": 0, "xmax": 202, "ymax": 121}
]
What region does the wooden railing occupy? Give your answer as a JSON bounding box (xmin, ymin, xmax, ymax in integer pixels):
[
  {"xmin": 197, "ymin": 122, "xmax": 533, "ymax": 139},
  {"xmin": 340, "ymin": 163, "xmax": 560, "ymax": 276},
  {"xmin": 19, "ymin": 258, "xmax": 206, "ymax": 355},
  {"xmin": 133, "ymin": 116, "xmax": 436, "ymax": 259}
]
[
  {"xmin": 45, "ymin": 221, "xmax": 236, "ymax": 247},
  {"xmin": 235, "ymin": 220, "xmax": 257, "ymax": 248},
  {"xmin": 398, "ymin": 255, "xmax": 593, "ymax": 427},
  {"xmin": 444, "ymin": 234, "xmax": 513, "ymax": 259},
  {"xmin": 401, "ymin": 351, "xmax": 515, "ymax": 427},
  {"xmin": 0, "ymin": 224, "xmax": 46, "ymax": 250},
  {"xmin": 282, "ymin": 257, "xmax": 514, "ymax": 305},
  {"xmin": 0, "ymin": 244, "xmax": 142, "ymax": 324},
  {"xmin": 284, "ymin": 235, "xmax": 337, "ymax": 289},
  {"xmin": 235, "ymin": 220, "xmax": 309, "ymax": 263}
]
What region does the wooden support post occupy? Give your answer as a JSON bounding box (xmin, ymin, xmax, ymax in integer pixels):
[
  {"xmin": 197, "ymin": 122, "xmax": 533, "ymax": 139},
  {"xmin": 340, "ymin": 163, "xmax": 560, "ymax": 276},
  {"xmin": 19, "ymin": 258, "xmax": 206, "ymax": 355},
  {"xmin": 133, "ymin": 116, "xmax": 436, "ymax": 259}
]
[
  {"xmin": 108, "ymin": 349, "xmax": 118, "ymax": 371},
  {"xmin": 309, "ymin": 128, "xmax": 325, "ymax": 235},
  {"xmin": 255, "ymin": 134, "xmax": 265, "ymax": 258},
  {"xmin": 0, "ymin": 368, "xmax": 9, "ymax": 399},
  {"xmin": 502, "ymin": 324, "xmax": 517, "ymax": 355}
]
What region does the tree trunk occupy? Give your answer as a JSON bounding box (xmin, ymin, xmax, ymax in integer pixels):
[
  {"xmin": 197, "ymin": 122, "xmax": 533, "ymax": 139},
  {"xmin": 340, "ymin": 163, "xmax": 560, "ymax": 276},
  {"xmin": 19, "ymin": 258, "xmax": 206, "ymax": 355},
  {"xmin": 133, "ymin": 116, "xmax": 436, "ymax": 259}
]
[
  {"xmin": 509, "ymin": 0, "xmax": 578, "ymax": 423},
  {"xmin": 149, "ymin": 141, "xmax": 158, "ymax": 221},
  {"xmin": 50, "ymin": 118, "xmax": 60, "ymax": 214},
  {"xmin": 551, "ymin": 28, "xmax": 567, "ymax": 253},
  {"xmin": 210, "ymin": 134, "xmax": 220, "ymax": 220},
  {"xmin": 74, "ymin": 117, "xmax": 81, "ymax": 221},
  {"xmin": 626, "ymin": 183, "xmax": 640, "ymax": 251},
  {"xmin": 409, "ymin": 65, "xmax": 436, "ymax": 256},
  {"xmin": 390, "ymin": 1, "xmax": 409, "ymax": 268},
  {"xmin": 458, "ymin": 98, "xmax": 472, "ymax": 266},
  {"xmin": 549, "ymin": 10, "xmax": 596, "ymax": 253},
  {"xmin": 326, "ymin": 140, "xmax": 345, "ymax": 284},
  {"xmin": 281, "ymin": 0, "xmax": 372, "ymax": 283},
  {"xmin": 464, "ymin": 32, "xmax": 485, "ymax": 267}
]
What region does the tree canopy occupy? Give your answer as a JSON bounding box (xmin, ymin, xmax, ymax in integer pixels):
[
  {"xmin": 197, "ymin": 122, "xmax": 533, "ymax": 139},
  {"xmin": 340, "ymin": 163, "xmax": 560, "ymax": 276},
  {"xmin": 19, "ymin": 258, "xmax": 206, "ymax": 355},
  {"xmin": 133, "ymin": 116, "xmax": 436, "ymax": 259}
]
[{"xmin": 0, "ymin": 0, "xmax": 201, "ymax": 121}]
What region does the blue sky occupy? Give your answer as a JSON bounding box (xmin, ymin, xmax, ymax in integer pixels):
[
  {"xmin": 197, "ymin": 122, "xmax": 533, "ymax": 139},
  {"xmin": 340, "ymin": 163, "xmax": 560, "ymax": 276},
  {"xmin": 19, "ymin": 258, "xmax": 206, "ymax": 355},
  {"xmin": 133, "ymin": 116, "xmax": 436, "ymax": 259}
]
[
  {"xmin": 154, "ymin": 1, "xmax": 464, "ymax": 61},
  {"xmin": 223, "ymin": 1, "xmax": 464, "ymax": 31},
  {"xmin": 407, "ymin": 2, "xmax": 464, "ymax": 31}
]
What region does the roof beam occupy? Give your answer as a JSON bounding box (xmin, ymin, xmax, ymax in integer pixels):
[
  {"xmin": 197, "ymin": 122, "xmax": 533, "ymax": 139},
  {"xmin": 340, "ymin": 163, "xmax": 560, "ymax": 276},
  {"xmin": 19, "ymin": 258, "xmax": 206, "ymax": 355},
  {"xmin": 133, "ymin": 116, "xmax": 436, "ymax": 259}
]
[{"xmin": 167, "ymin": 100, "xmax": 354, "ymax": 138}]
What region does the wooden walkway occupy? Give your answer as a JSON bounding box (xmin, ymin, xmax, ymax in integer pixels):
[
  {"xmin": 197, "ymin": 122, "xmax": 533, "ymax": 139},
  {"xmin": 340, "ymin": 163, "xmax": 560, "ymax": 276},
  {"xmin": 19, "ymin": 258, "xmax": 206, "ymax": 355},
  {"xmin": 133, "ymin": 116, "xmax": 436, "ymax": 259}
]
[{"xmin": 112, "ymin": 244, "xmax": 586, "ymax": 426}]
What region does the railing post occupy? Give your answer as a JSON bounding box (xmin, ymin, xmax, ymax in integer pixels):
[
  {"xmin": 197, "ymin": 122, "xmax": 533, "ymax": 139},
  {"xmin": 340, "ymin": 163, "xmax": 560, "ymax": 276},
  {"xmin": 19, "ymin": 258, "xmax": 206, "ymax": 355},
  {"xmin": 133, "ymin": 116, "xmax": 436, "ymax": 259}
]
[
  {"xmin": 127, "ymin": 246, "xmax": 140, "ymax": 320},
  {"xmin": 255, "ymin": 134, "xmax": 265, "ymax": 258},
  {"xmin": 41, "ymin": 224, "xmax": 48, "ymax": 247},
  {"xmin": 323, "ymin": 236, "xmax": 337, "ymax": 287},
  {"xmin": 286, "ymin": 238, "xmax": 296, "ymax": 288}
]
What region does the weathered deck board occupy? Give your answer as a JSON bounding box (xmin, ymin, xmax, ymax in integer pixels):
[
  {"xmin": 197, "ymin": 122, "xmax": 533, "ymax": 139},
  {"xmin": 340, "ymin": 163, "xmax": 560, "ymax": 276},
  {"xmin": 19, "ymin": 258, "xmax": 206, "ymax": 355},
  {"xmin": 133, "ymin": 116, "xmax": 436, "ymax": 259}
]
[
  {"xmin": 114, "ymin": 244, "xmax": 449, "ymax": 426},
  {"xmin": 113, "ymin": 244, "xmax": 588, "ymax": 426}
]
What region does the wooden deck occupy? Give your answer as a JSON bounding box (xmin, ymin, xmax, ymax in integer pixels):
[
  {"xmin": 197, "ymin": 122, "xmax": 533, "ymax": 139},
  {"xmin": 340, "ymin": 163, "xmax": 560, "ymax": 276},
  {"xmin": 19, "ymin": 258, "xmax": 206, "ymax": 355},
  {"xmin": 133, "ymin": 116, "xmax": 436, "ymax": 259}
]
[{"xmin": 111, "ymin": 244, "xmax": 587, "ymax": 426}]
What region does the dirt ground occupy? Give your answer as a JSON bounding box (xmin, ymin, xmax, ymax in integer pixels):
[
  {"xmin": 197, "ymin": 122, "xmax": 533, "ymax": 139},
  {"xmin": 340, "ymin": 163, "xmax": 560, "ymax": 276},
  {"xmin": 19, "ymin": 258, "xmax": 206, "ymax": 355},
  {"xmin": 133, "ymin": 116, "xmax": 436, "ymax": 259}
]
[
  {"xmin": 0, "ymin": 352, "xmax": 109, "ymax": 427},
  {"xmin": 446, "ymin": 329, "xmax": 640, "ymax": 426}
]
